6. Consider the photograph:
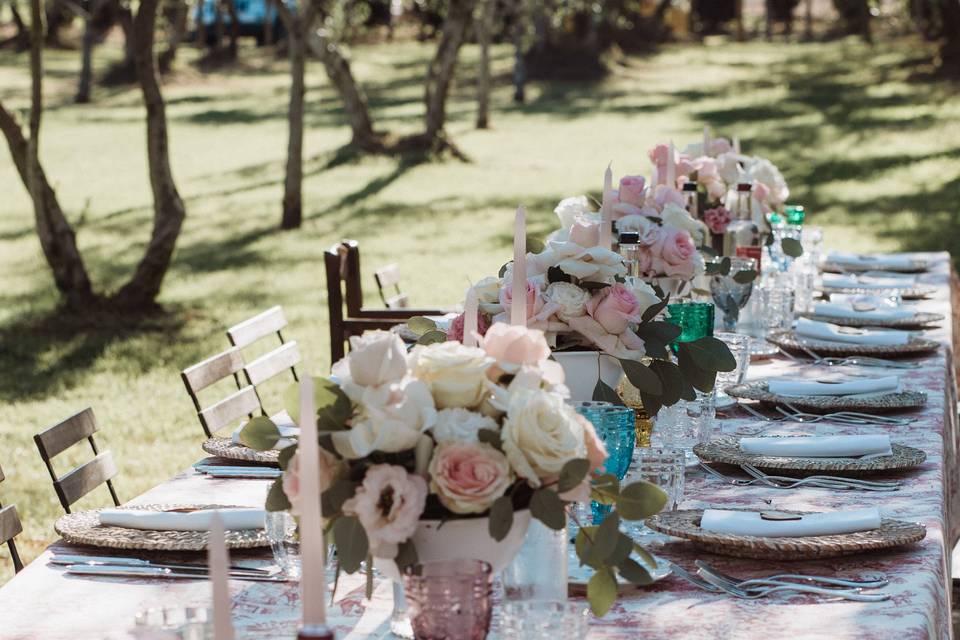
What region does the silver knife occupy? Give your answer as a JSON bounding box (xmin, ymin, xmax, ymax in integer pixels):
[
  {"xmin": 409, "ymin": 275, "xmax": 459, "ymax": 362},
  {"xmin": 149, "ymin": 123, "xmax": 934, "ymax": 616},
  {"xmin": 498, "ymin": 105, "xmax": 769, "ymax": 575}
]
[
  {"xmin": 64, "ymin": 564, "xmax": 291, "ymax": 582},
  {"xmin": 51, "ymin": 554, "xmax": 275, "ymax": 575}
]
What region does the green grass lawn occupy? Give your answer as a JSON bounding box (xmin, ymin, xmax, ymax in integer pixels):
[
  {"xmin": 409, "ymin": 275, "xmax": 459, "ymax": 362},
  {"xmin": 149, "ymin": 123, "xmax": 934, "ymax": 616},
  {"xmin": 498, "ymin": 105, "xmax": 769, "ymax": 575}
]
[{"xmin": 0, "ymin": 34, "xmax": 958, "ymax": 583}]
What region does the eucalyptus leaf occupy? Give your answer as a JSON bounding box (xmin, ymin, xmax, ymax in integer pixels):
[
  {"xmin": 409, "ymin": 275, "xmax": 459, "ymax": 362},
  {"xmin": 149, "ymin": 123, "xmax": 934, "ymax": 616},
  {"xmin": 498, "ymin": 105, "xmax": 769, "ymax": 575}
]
[
  {"xmin": 681, "ymin": 337, "xmax": 737, "ymax": 372},
  {"xmin": 498, "ymin": 262, "xmax": 511, "ymax": 278},
  {"xmin": 239, "ymin": 416, "xmax": 282, "ymax": 451},
  {"xmin": 619, "ymin": 359, "xmax": 663, "ymax": 395},
  {"xmin": 641, "ymin": 295, "xmax": 670, "ymax": 323},
  {"xmin": 265, "ymin": 477, "xmax": 292, "ymax": 512},
  {"xmin": 477, "ymin": 428, "xmax": 503, "ymax": 450},
  {"xmin": 277, "ymin": 444, "xmax": 297, "ymax": 471},
  {"xmin": 616, "ymin": 481, "xmax": 668, "ymax": 521},
  {"xmin": 586, "ymin": 513, "xmax": 620, "ymax": 565},
  {"xmin": 677, "ymin": 345, "xmax": 717, "ymax": 393},
  {"xmin": 417, "ymin": 330, "xmax": 448, "ymax": 345},
  {"xmin": 632, "ymin": 543, "xmax": 658, "ymax": 569},
  {"xmin": 488, "ymin": 496, "xmax": 514, "ymax": 541},
  {"xmin": 557, "ymin": 458, "xmax": 592, "ymax": 493},
  {"xmin": 720, "ymin": 256, "xmax": 731, "ymax": 275},
  {"xmin": 642, "ymin": 340, "xmax": 668, "ymax": 360},
  {"xmin": 407, "ymin": 316, "xmax": 438, "ymax": 337},
  {"xmin": 592, "ymin": 379, "xmax": 624, "ymax": 406},
  {"xmin": 765, "ymin": 232, "xmax": 775, "ymax": 247},
  {"xmin": 606, "ymin": 532, "xmax": 634, "ymax": 567},
  {"xmin": 639, "ymin": 390, "xmax": 664, "ymax": 417},
  {"xmin": 618, "ymin": 558, "xmax": 654, "ymax": 586},
  {"xmin": 321, "ymin": 478, "xmax": 358, "ymax": 517},
  {"xmin": 732, "ymin": 269, "xmax": 758, "ymax": 284},
  {"xmin": 575, "ymin": 526, "xmax": 602, "ymax": 569},
  {"xmin": 282, "ymin": 378, "xmax": 351, "ymax": 428},
  {"xmin": 699, "ymin": 245, "xmax": 717, "ymax": 258},
  {"xmin": 547, "ymin": 266, "xmax": 572, "ymax": 284},
  {"xmin": 530, "ymin": 489, "xmax": 566, "ymax": 530},
  {"xmin": 781, "ymin": 237, "xmax": 804, "ymax": 258},
  {"xmin": 587, "ymin": 568, "xmax": 618, "ymax": 616},
  {"xmin": 395, "ymin": 540, "xmax": 419, "ymax": 573},
  {"xmin": 590, "ymin": 474, "xmax": 620, "ymax": 505},
  {"xmin": 649, "ymin": 359, "xmax": 683, "ymax": 407},
  {"xmin": 526, "ymin": 235, "xmax": 546, "ymax": 255},
  {"xmin": 634, "ymin": 321, "xmax": 682, "ymax": 345},
  {"xmin": 332, "ymin": 516, "xmax": 368, "ymax": 573}
]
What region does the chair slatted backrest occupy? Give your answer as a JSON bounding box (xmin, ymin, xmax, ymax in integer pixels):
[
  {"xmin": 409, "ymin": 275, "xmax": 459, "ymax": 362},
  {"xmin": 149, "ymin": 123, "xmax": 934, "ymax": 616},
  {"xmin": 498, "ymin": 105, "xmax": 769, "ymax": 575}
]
[
  {"xmin": 181, "ymin": 347, "xmax": 254, "ymax": 438},
  {"xmin": 244, "ymin": 341, "xmax": 302, "ymax": 386},
  {"xmin": 227, "ymin": 306, "xmax": 299, "ymax": 385},
  {"xmin": 324, "ymin": 240, "xmax": 449, "ymax": 363},
  {"xmin": 374, "ymin": 263, "xmax": 409, "ymax": 310},
  {"xmin": 34, "ymin": 408, "xmax": 120, "ymax": 514},
  {"xmin": 0, "ymin": 463, "xmax": 24, "ymax": 573}
]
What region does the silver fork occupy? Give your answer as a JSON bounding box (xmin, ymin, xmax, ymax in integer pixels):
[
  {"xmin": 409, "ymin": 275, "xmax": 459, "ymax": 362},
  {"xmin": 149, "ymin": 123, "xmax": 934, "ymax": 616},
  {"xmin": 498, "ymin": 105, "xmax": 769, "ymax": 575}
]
[
  {"xmin": 740, "ymin": 464, "xmax": 900, "ymax": 491},
  {"xmin": 773, "ymin": 406, "xmax": 892, "ymax": 427},
  {"xmin": 800, "ymin": 346, "xmax": 920, "ymax": 370},
  {"xmin": 782, "ymin": 402, "xmax": 916, "ymax": 425},
  {"xmin": 702, "ymin": 463, "xmax": 867, "ymax": 491},
  {"xmin": 665, "ymin": 561, "xmax": 720, "ymax": 592},
  {"xmin": 696, "ymin": 565, "xmax": 890, "ymax": 602},
  {"xmin": 694, "ymin": 560, "xmax": 889, "ymax": 590}
]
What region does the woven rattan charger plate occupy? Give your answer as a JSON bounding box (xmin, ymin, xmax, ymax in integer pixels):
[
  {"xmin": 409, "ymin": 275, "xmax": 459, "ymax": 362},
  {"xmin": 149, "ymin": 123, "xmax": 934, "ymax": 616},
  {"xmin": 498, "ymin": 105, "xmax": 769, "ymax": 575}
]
[
  {"xmin": 645, "ymin": 509, "xmax": 925, "ymax": 560},
  {"xmin": 202, "ymin": 437, "xmax": 280, "ymax": 465},
  {"xmin": 694, "ymin": 436, "xmax": 926, "ymax": 477},
  {"xmin": 801, "ymin": 311, "xmax": 943, "ymax": 329},
  {"xmin": 820, "ymin": 259, "xmax": 930, "ymax": 274},
  {"xmin": 55, "ymin": 503, "xmax": 270, "ymax": 551},
  {"xmin": 725, "ymin": 380, "xmax": 927, "ymax": 413},
  {"xmin": 767, "ymin": 329, "xmax": 940, "ymax": 359},
  {"xmin": 817, "ymin": 284, "xmax": 936, "ymax": 300}
]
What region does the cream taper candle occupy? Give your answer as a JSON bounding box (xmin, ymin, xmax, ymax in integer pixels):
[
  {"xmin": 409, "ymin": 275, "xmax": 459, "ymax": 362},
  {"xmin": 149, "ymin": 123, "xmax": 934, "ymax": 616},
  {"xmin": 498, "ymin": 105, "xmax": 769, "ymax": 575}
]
[{"xmin": 511, "ymin": 206, "xmax": 527, "ymax": 326}]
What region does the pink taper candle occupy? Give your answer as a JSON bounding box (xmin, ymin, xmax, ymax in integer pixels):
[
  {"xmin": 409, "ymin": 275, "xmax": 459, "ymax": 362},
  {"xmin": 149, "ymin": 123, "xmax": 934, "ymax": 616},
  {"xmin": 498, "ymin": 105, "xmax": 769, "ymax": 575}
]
[
  {"xmin": 703, "ymin": 126, "xmax": 710, "ymax": 156},
  {"xmin": 733, "ymin": 135, "xmax": 741, "ymax": 155},
  {"xmin": 599, "ymin": 163, "xmax": 613, "ymax": 249},
  {"xmin": 511, "ymin": 206, "xmax": 527, "ymax": 326},
  {"xmin": 209, "ymin": 513, "xmax": 235, "ymax": 640},
  {"xmin": 463, "ymin": 286, "xmax": 478, "ymax": 348},
  {"xmin": 297, "ymin": 376, "xmax": 329, "ymax": 632},
  {"xmin": 666, "ymin": 140, "xmax": 676, "ymax": 188}
]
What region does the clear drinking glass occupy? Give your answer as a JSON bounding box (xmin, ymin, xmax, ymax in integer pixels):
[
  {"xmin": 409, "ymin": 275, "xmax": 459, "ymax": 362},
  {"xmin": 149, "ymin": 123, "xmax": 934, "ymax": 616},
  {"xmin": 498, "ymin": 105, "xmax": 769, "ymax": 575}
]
[
  {"xmin": 754, "ymin": 285, "xmax": 795, "ymax": 337},
  {"xmin": 403, "ymin": 560, "xmax": 493, "ymax": 640},
  {"xmin": 500, "ymin": 519, "xmax": 568, "ymax": 602},
  {"xmin": 768, "ymin": 223, "xmax": 803, "ymax": 272},
  {"xmin": 656, "ymin": 389, "xmax": 715, "ymax": 465},
  {"xmin": 709, "ymin": 256, "xmax": 756, "ymax": 331},
  {"xmin": 265, "ymin": 510, "xmax": 301, "ymax": 579},
  {"xmin": 713, "ymin": 332, "xmax": 750, "ymax": 401},
  {"xmin": 132, "ymin": 607, "xmax": 212, "ymax": 640},
  {"xmin": 499, "ymin": 600, "xmax": 590, "ymax": 639},
  {"xmin": 625, "ymin": 447, "xmax": 685, "ymax": 537}
]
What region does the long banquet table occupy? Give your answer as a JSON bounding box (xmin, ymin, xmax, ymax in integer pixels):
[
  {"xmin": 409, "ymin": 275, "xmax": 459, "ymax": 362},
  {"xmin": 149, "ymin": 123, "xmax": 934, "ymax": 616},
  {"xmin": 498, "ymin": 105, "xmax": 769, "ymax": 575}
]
[{"xmin": 0, "ymin": 251, "xmax": 957, "ymax": 639}]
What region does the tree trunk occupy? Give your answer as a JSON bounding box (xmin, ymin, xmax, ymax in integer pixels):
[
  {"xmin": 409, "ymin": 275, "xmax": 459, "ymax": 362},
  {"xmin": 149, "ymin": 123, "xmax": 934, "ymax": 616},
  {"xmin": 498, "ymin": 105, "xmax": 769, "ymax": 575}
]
[
  {"xmin": 113, "ymin": 0, "xmax": 186, "ymax": 308},
  {"xmin": 0, "ymin": 0, "xmax": 95, "ymax": 308},
  {"xmin": 765, "ymin": 0, "xmax": 774, "ymax": 39},
  {"xmin": 308, "ymin": 30, "xmax": 380, "ymax": 150},
  {"xmin": 475, "ymin": 0, "xmax": 495, "ymax": 129},
  {"xmin": 6, "ymin": 0, "xmax": 31, "ymax": 50},
  {"xmin": 937, "ymin": 0, "xmax": 960, "ymax": 74},
  {"xmin": 423, "ymin": 0, "xmax": 474, "ymax": 142},
  {"xmin": 75, "ymin": 0, "xmax": 107, "ymax": 102},
  {"xmin": 115, "ymin": 0, "xmax": 136, "ymax": 71},
  {"xmin": 512, "ymin": 12, "xmax": 525, "ymax": 104},
  {"xmin": 735, "ymin": 0, "xmax": 744, "ymax": 40},
  {"xmin": 224, "ymin": 0, "xmax": 238, "ymax": 59},
  {"xmin": 803, "ymin": 0, "xmax": 812, "ymax": 39},
  {"xmin": 158, "ymin": 0, "xmax": 188, "ymax": 72}
]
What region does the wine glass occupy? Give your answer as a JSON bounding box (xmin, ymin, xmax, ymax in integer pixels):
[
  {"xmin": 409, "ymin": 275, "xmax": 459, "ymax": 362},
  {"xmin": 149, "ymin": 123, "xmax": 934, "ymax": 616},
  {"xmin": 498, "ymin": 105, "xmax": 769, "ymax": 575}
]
[{"xmin": 709, "ymin": 256, "xmax": 756, "ymax": 331}]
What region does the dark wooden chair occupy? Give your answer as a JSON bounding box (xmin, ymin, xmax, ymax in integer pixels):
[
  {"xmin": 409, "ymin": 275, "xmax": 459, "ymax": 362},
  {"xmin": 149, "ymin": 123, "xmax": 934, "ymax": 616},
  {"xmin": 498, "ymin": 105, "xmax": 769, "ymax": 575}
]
[
  {"xmin": 181, "ymin": 347, "xmax": 261, "ymax": 438},
  {"xmin": 34, "ymin": 408, "xmax": 121, "ymax": 514},
  {"xmin": 0, "ymin": 462, "xmax": 24, "ymax": 573},
  {"xmin": 324, "ymin": 240, "xmax": 448, "ymax": 363},
  {"xmin": 374, "ymin": 263, "xmax": 410, "ymax": 310}
]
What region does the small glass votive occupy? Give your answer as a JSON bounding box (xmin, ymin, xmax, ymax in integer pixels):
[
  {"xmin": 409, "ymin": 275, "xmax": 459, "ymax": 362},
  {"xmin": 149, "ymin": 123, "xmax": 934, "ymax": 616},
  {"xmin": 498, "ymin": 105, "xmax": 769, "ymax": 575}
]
[
  {"xmin": 754, "ymin": 286, "xmax": 795, "ymax": 336},
  {"xmin": 666, "ymin": 301, "xmax": 715, "ymax": 350},
  {"xmin": 714, "ymin": 332, "xmax": 751, "ymax": 400},
  {"xmin": 499, "ymin": 600, "xmax": 590, "ymax": 639},
  {"xmin": 403, "ymin": 560, "xmax": 493, "ymax": 640},
  {"xmin": 265, "ymin": 510, "xmax": 301, "ymax": 579},
  {"xmin": 132, "ymin": 607, "xmax": 212, "ymax": 640},
  {"xmin": 571, "ymin": 402, "xmax": 635, "ymax": 524},
  {"xmin": 625, "ymin": 447, "xmax": 685, "ymax": 538}
]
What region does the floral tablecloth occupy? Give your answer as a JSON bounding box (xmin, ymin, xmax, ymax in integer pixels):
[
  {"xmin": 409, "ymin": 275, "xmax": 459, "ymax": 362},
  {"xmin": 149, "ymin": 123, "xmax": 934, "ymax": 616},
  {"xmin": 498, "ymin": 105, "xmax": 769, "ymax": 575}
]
[{"xmin": 0, "ymin": 252, "xmax": 955, "ymax": 640}]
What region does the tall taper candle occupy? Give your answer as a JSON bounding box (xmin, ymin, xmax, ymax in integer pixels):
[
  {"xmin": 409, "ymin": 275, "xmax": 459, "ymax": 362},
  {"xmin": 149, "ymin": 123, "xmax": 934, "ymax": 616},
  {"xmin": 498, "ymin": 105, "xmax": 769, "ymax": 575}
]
[
  {"xmin": 600, "ymin": 163, "xmax": 613, "ymax": 249},
  {"xmin": 463, "ymin": 286, "xmax": 478, "ymax": 348},
  {"xmin": 703, "ymin": 126, "xmax": 711, "ymax": 156},
  {"xmin": 297, "ymin": 376, "xmax": 333, "ymax": 640},
  {"xmin": 511, "ymin": 206, "xmax": 527, "ymax": 326},
  {"xmin": 733, "ymin": 135, "xmax": 741, "ymax": 155},
  {"xmin": 209, "ymin": 513, "xmax": 235, "ymax": 640},
  {"xmin": 666, "ymin": 140, "xmax": 676, "ymax": 188}
]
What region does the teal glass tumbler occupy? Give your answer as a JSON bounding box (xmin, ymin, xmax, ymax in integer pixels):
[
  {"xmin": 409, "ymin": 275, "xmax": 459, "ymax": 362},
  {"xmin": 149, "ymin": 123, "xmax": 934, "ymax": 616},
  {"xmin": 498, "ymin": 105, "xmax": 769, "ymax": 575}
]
[
  {"xmin": 666, "ymin": 301, "xmax": 715, "ymax": 351},
  {"xmin": 571, "ymin": 402, "xmax": 635, "ymax": 524}
]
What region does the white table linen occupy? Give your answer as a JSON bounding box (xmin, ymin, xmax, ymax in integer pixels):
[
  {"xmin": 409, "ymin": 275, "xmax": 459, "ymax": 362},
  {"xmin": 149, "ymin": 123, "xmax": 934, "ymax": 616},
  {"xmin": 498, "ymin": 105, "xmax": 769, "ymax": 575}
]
[
  {"xmin": 740, "ymin": 435, "xmax": 893, "ymax": 458},
  {"xmin": 99, "ymin": 507, "xmax": 266, "ymax": 531},
  {"xmin": 768, "ymin": 375, "xmax": 899, "ymax": 397},
  {"xmin": 796, "ymin": 318, "xmax": 912, "ymax": 345},
  {"xmin": 700, "ymin": 507, "xmax": 882, "ymax": 537}
]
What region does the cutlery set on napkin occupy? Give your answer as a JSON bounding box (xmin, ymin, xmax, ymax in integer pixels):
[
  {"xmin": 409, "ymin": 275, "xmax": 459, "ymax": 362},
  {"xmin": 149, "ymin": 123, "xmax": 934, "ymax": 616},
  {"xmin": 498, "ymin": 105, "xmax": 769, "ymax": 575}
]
[
  {"xmin": 825, "ymin": 252, "xmax": 919, "ymax": 271},
  {"xmin": 767, "ymin": 375, "xmax": 900, "ymax": 398},
  {"xmin": 795, "ymin": 318, "xmax": 913, "ymax": 346}
]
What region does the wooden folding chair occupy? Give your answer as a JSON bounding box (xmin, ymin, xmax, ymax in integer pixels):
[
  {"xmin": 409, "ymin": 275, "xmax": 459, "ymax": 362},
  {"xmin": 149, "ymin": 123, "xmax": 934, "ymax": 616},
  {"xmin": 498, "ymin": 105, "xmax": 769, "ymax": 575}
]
[
  {"xmin": 227, "ymin": 307, "xmax": 302, "ymax": 419},
  {"xmin": 324, "ymin": 240, "xmax": 448, "ymax": 363},
  {"xmin": 34, "ymin": 408, "xmax": 121, "ymax": 514},
  {"xmin": 0, "ymin": 462, "xmax": 24, "ymax": 573},
  {"xmin": 181, "ymin": 347, "xmax": 261, "ymax": 438},
  {"xmin": 374, "ymin": 263, "xmax": 410, "ymax": 310}
]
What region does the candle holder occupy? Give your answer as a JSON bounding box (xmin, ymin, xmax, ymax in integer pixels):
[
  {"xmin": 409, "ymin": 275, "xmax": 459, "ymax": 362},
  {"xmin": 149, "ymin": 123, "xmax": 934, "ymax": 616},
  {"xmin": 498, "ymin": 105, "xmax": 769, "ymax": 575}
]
[
  {"xmin": 665, "ymin": 301, "xmax": 715, "ymax": 350},
  {"xmin": 402, "ymin": 560, "xmax": 493, "ymax": 640}
]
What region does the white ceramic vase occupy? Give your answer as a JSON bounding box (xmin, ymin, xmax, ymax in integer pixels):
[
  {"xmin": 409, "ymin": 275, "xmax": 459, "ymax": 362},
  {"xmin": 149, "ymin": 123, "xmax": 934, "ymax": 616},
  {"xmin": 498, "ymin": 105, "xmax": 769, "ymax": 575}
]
[
  {"xmin": 552, "ymin": 351, "xmax": 624, "ymax": 401},
  {"xmin": 374, "ymin": 509, "xmax": 532, "ymax": 582}
]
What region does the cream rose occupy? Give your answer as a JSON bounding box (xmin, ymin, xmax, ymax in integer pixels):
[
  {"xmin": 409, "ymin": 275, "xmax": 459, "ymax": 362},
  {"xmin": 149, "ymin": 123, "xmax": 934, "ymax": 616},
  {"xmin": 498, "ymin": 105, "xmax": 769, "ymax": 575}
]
[
  {"xmin": 409, "ymin": 342, "xmax": 494, "ymax": 409},
  {"xmin": 281, "ymin": 449, "xmax": 346, "ymax": 515},
  {"xmin": 471, "ymin": 276, "xmax": 502, "ymax": 305},
  {"xmin": 629, "ymin": 279, "xmax": 661, "ymax": 318},
  {"xmin": 716, "ymin": 152, "xmax": 742, "ymax": 185},
  {"xmin": 661, "ymin": 203, "xmax": 709, "ymax": 247},
  {"xmin": 429, "ymin": 442, "xmax": 513, "ymax": 514},
  {"xmin": 341, "ymin": 330, "xmax": 408, "ymax": 387},
  {"xmin": 527, "ymin": 241, "xmax": 627, "ymax": 283},
  {"xmin": 431, "ymin": 408, "xmax": 498, "ymax": 444},
  {"xmin": 331, "ymin": 379, "xmax": 436, "ymax": 459},
  {"xmin": 481, "ymin": 323, "xmax": 551, "ymax": 370},
  {"xmin": 554, "ymin": 195, "xmax": 595, "ymax": 230},
  {"xmin": 746, "ymin": 157, "xmax": 789, "ymax": 206},
  {"xmin": 501, "ymin": 390, "xmax": 586, "ymax": 486},
  {"xmin": 544, "ymin": 281, "xmax": 591, "ymax": 318}
]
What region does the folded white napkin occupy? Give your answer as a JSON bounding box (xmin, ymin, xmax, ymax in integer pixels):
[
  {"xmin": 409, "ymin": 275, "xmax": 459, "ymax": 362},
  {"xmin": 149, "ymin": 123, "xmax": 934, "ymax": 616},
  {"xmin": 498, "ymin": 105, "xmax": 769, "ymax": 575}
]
[
  {"xmin": 768, "ymin": 375, "xmax": 899, "ymax": 397},
  {"xmin": 99, "ymin": 508, "xmax": 266, "ymax": 531},
  {"xmin": 822, "ymin": 275, "xmax": 914, "ymax": 290},
  {"xmin": 796, "ymin": 318, "xmax": 912, "ymax": 346},
  {"xmin": 813, "ymin": 302, "xmax": 914, "ymax": 322},
  {"xmin": 827, "ymin": 252, "xmax": 914, "ymax": 269},
  {"xmin": 740, "ymin": 435, "xmax": 893, "ymax": 458},
  {"xmin": 700, "ymin": 508, "xmax": 881, "ymax": 537},
  {"xmin": 232, "ymin": 418, "xmax": 299, "ymax": 450}
]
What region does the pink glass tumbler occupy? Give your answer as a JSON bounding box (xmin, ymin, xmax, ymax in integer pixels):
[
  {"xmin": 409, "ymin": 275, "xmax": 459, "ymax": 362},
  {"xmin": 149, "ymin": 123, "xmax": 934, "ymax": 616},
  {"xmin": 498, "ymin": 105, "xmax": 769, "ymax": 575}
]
[{"xmin": 402, "ymin": 559, "xmax": 493, "ymax": 640}]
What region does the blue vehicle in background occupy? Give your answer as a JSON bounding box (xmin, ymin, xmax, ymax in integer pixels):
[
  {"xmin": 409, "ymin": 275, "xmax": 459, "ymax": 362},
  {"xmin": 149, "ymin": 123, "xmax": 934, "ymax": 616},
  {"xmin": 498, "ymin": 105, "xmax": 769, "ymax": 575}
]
[{"xmin": 193, "ymin": 0, "xmax": 287, "ymax": 46}]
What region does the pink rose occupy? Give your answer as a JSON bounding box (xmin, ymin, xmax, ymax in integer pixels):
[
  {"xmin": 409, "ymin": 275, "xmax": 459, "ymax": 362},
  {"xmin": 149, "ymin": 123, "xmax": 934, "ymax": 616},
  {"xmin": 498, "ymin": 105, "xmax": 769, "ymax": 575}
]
[
  {"xmin": 585, "ymin": 283, "xmax": 642, "ymax": 334},
  {"xmin": 752, "ymin": 180, "xmax": 770, "ymax": 204},
  {"xmin": 429, "ymin": 442, "xmax": 513, "ymax": 514},
  {"xmin": 618, "ymin": 175, "xmax": 646, "ymax": 207},
  {"xmin": 480, "ymin": 322, "xmax": 550, "ymax": 369},
  {"xmin": 676, "ymin": 157, "xmax": 695, "ymax": 181},
  {"xmin": 282, "ymin": 449, "xmax": 344, "ymax": 516},
  {"xmin": 342, "ymin": 464, "xmax": 427, "ymax": 554},
  {"xmin": 710, "ymin": 138, "xmax": 732, "ymax": 156},
  {"xmin": 636, "ymin": 246, "xmax": 654, "ymax": 275},
  {"xmin": 696, "ymin": 157, "xmax": 718, "ymax": 180},
  {"xmin": 499, "ymin": 280, "xmax": 545, "ymax": 321},
  {"xmin": 653, "ymin": 185, "xmax": 685, "ymax": 209},
  {"xmin": 569, "ymin": 217, "xmax": 601, "ymax": 247},
  {"xmin": 638, "ymin": 224, "xmax": 663, "ymax": 247},
  {"xmin": 658, "ymin": 229, "xmax": 698, "ymax": 279},
  {"xmin": 703, "ymin": 206, "xmax": 732, "ymax": 235},
  {"xmin": 447, "ymin": 312, "xmax": 490, "ymax": 343},
  {"xmin": 648, "ymin": 143, "xmax": 672, "ymax": 179},
  {"xmin": 705, "ymin": 179, "xmax": 727, "ymax": 201}
]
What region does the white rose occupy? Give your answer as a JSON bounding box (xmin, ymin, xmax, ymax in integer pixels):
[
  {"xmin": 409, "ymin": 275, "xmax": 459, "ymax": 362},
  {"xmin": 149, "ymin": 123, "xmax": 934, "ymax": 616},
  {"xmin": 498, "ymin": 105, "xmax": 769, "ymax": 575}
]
[
  {"xmin": 716, "ymin": 152, "xmax": 743, "ymax": 186},
  {"xmin": 746, "ymin": 157, "xmax": 789, "ymax": 206},
  {"xmin": 614, "ymin": 213, "xmax": 656, "ymax": 236},
  {"xmin": 527, "ymin": 242, "xmax": 627, "ymax": 283},
  {"xmin": 471, "ymin": 277, "xmax": 501, "ymax": 305},
  {"xmin": 544, "ymin": 282, "xmax": 591, "ymax": 318},
  {"xmin": 554, "ymin": 195, "xmax": 596, "ymax": 230},
  {"xmin": 630, "ymin": 280, "xmax": 662, "ymax": 318},
  {"xmin": 341, "ymin": 330, "xmax": 408, "ymax": 387},
  {"xmin": 501, "ymin": 390, "xmax": 586, "ymax": 486},
  {"xmin": 661, "ymin": 203, "xmax": 709, "ymax": 247},
  {"xmin": 431, "ymin": 408, "xmax": 498, "ymax": 444},
  {"xmin": 332, "ymin": 380, "xmax": 436, "ymax": 459},
  {"xmin": 409, "ymin": 342, "xmax": 494, "ymax": 409}
]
